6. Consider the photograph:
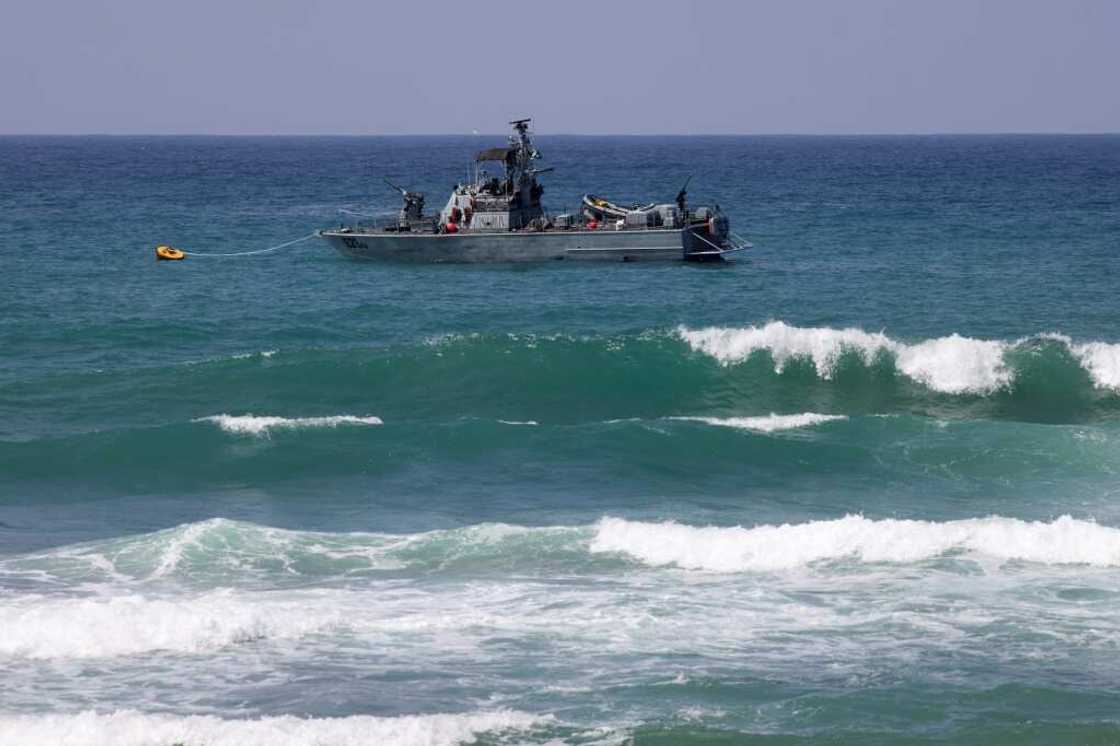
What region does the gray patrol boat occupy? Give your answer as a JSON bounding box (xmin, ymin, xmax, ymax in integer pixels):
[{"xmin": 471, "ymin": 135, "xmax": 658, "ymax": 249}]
[{"xmin": 319, "ymin": 119, "xmax": 751, "ymax": 263}]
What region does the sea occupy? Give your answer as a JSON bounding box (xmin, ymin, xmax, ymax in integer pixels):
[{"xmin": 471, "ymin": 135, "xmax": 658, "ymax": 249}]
[{"xmin": 1, "ymin": 134, "xmax": 1119, "ymax": 745}]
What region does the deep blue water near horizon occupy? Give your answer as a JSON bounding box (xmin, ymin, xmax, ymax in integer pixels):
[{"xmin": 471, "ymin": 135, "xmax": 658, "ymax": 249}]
[{"xmin": 1, "ymin": 134, "xmax": 1120, "ymax": 744}]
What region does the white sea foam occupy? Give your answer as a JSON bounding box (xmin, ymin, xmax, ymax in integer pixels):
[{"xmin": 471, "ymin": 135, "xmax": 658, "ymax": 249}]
[
  {"xmin": 0, "ymin": 590, "xmax": 347, "ymax": 659},
  {"xmin": 670, "ymin": 413, "xmax": 846, "ymax": 432},
  {"xmin": 498, "ymin": 419, "xmax": 539, "ymax": 426},
  {"xmin": 590, "ymin": 514, "xmax": 1120, "ymax": 572},
  {"xmin": 197, "ymin": 414, "xmax": 383, "ymax": 435},
  {"xmin": 0, "ymin": 574, "xmax": 662, "ymax": 662},
  {"xmin": 183, "ymin": 349, "xmax": 278, "ymax": 366},
  {"xmin": 1070, "ymin": 340, "xmax": 1120, "ymax": 390},
  {"xmin": 11, "ymin": 514, "xmax": 1120, "ymax": 662},
  {"xmin": 894, "ymin": 334, "xmax": 1010, "ymax": 394},
  {"xmin": 1034, "ymin": 332, "xmax": 1120, "ymax": 391},
  {"xmin": 680, "ymin": 322, "xmax": 893, "ymax": 375},
  {"xmin": 229, "ymin": 349, "xmax": 277, "ymax": 360},
  {"xmin": 8, "ymin": 516, "xmax": 1120, "ymax": 683},
  {"xmin": 0, "ymin": 584, "xmax": 507, "ymax": 660},
  {"xmin": 678, "ymin": 322, "xmax": 1014, "ymax": 394},
  {"xmin": 0, "ymin": 709, "xmax": 547, "ymax": 746}
]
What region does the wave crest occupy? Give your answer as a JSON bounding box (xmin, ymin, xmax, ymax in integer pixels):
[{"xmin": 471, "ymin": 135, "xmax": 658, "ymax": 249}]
[
  {"xmin": 0, "ymin": 709, "xmax": 547, "ymax": 746},
  {"xmin": 0, "ymin": 518, "xmax": 587, "ymax": 589},
  {"xmin": 196, "ymin": 414, "xmax": 383, "ymax": 435},
  {"xmin": 590, "ymin": 515, "xmax": 1120, "ymax": 572},
  {"xmin": 12, "ymin": 512, "xmax": 1120, "ymax": 594},
  {"xmin": 679, "ymin": 322, "xmax": 1120, "ymax": 395},
  {"xmin": 669, "ymin": 413, "xmax": 846, "ymax": 432}
]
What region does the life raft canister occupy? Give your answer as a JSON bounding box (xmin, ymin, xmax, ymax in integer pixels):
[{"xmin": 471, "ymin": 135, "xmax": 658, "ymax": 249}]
[{"xmin": 155, "ymin": 245, "xmax": 185, "ymax": 261}]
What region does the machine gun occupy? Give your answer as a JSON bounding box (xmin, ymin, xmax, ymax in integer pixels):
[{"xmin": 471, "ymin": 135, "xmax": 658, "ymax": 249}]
[{"xmin": 385, "ymin": 178, "xmax": 426, "ymax": 227}]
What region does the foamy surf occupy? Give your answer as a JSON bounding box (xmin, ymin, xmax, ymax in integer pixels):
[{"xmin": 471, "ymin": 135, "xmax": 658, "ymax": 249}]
[
  {"xmin": 7, "ymin": 516, "xmax": 1120, "ymax": 667},
  {"xmin": 590, "ymin": 514, "xmax": 1120, "ymax": 572},
  {"xmin": 0, "ymin": 709, "xmax": 548, "ymax": 746},
  {"xmin": 0, "ymin": 589, "xmax": 347, "ymax": 659},
  {"xmin": 670, "ymin": 413, "xmax": 847, "ymax": 432},
  {"xmin": 11, "ymin": 513, "xmax": 1120, "ymax": 605},
  {"xmin": 1055, "ymin": 335, "xmax": 1120, "ymax": 390},
  {"xmin": 0, "ymin": 582, "xmax": 557, "ymax": 660},
  {"xmin": 196, "ymin": 414, "xmax": 383, "ymax": 435},
  {"xmin": 230, "ymin": 349, "xmax": 277, "ymax": 360},
  {"xmin": 678, "ymin": 322, "xmax": 1120, "ymax": 394}
]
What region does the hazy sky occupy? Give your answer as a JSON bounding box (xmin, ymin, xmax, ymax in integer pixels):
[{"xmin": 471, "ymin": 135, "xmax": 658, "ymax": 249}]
[{"xmin": 2, "ymin": 0, "xmax": 1117, "ymax": 134}]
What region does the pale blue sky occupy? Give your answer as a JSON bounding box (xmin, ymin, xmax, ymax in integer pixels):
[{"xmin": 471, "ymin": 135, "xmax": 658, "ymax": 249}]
[{"xmin": 2, "ymin": 0, "xmax": 1117, "ymax": 134}]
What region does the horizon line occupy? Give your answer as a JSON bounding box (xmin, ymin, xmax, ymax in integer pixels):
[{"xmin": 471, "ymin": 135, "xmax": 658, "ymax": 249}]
[{"xmin": 2, "ymin": 130, "xmax": 1119, "ymax": 138}]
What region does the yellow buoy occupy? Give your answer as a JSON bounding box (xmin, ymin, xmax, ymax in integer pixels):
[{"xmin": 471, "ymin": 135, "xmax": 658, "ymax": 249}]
[{"xmin": 156, "ymin": 245, "xmax": 185, "ymax": 261}]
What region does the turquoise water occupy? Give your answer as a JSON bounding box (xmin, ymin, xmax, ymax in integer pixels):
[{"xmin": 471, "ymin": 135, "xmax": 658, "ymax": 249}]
[{"xmin": 1, "ymin": 135, "xmax": 1120, "ymax": 744}]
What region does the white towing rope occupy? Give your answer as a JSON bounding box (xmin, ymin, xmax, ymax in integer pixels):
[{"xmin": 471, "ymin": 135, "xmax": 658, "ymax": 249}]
[{"xmin": 177, "ymin": 232, "xmax": 320, "ymax": 258}]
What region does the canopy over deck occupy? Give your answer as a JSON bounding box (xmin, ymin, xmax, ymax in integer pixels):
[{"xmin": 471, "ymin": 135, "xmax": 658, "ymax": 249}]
[{"xmin": 475, "ymin": 147, "xmax": 516, "ymax": 163}]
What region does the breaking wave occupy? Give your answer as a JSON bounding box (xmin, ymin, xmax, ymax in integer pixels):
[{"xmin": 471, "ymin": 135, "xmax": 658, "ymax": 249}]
[
  {"xmin": 0, "ymin": 709, "xmax": 548, "ymax": 746},
  {"xmin": 7, "ymin": 515, "xmax": 1120, "ymax": 661},
  {"xmin": 0, "ymin": 518, "xmax": 588, "ymax": 590},
  {"xmin": 0, "ymin": 589, "xmax": 346, "ymax": 659},
  {"xmin": 8, "ymin": 512, "xmax": 1120, "ymax": 594},
  {"xmin": 1045, "ymin": 333, "xmax": 1120, "ymax": 390},
  {"xmin": 196, "ymin": 414, "xmax": 383, "ymax": 435},
  {"xmin": 669, "ymin": 412, "xmax": 847, "ymax": 432},
  {"xmin": 678, "ymin": 321, "xmax": 1120, "ymax": 395},
  {"xmin": 590, "ymin": 515, "xmax": 1120, "ymax": 572},
  {"xmin": 11, "ymin": 323, "xmax": 1120, "ymax": 446}
]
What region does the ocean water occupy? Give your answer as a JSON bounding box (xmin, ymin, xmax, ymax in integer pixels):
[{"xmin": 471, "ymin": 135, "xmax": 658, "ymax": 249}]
[{"xmin": 1, "ymin": 134, "xmax": 1120, "ymax": 745}]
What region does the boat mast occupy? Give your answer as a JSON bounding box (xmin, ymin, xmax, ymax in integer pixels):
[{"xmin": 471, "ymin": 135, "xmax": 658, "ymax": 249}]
[{"xmin": 508, "ymin": 118, "xmax": 538, "ymax": 186}]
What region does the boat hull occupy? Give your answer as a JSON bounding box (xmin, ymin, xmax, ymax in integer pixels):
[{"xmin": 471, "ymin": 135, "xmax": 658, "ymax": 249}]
[{"xmin": 318, "ymin": 228, "xmax": 725, "ymax": 263}]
